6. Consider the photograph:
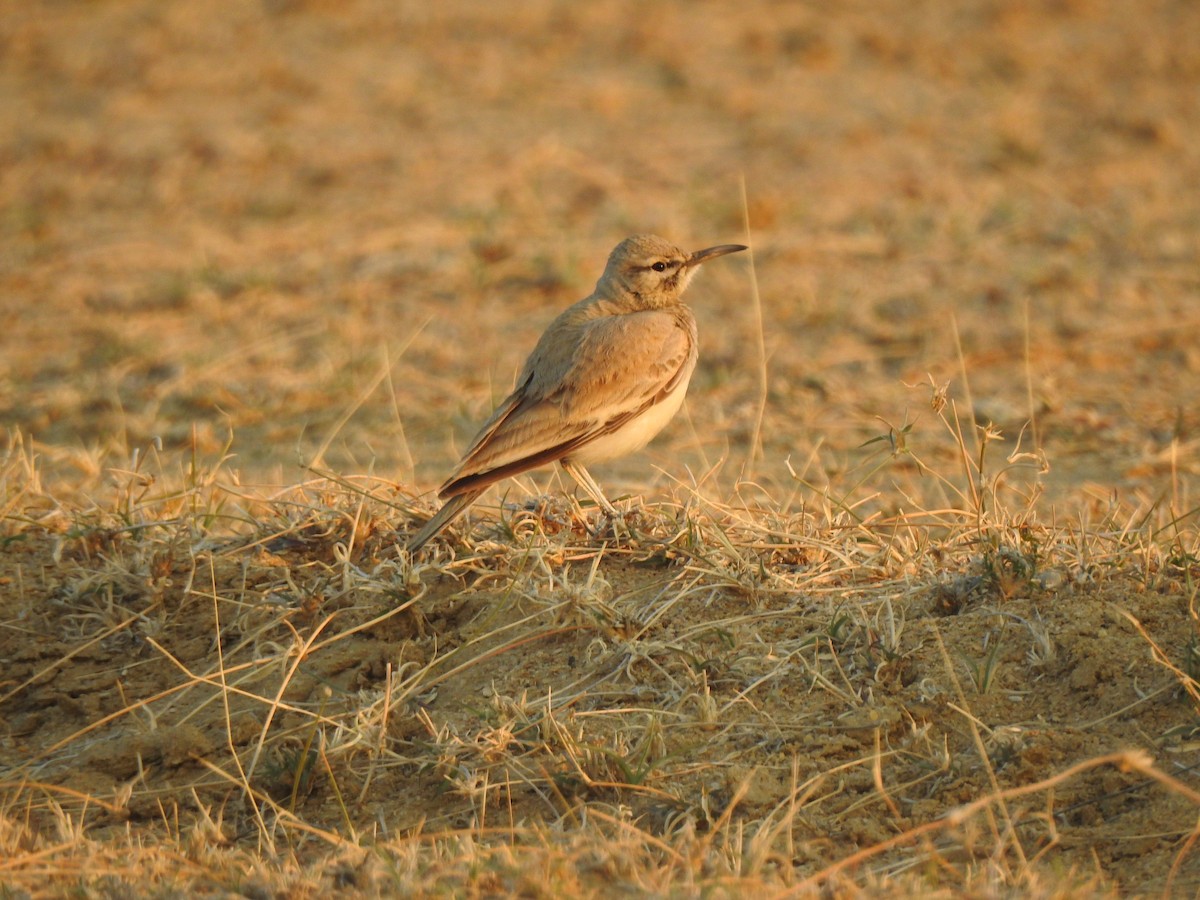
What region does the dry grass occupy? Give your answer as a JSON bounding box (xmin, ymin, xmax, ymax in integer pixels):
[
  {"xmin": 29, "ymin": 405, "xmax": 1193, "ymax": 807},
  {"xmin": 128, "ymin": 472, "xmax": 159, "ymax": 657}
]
[
  {"xmin": 3, "ymin": 0, "xmax": 1200, "ymax": 895},
  {"xmin": 2, "ymin": 404, "xmax": 1199, "ymax": 895}
]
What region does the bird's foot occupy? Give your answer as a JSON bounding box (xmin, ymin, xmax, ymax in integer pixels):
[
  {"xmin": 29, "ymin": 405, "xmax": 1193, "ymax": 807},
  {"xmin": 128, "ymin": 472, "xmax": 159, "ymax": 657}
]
[{"xmin": 591, "ymin": 506, "xmax": 644, "ymax": 544}]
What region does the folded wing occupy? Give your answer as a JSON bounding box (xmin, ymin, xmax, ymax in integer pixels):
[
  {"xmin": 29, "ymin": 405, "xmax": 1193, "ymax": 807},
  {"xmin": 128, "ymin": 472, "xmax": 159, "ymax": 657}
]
[{"xmin": 439, "ymin": 309, "xmax": 694, "ymax": 498}]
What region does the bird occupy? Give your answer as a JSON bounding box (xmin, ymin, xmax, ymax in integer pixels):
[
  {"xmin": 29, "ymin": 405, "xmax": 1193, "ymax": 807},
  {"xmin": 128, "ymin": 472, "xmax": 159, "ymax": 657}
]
[{"xmin": 406, "ymin": 234, "xmax": 747, "ymax": 553}]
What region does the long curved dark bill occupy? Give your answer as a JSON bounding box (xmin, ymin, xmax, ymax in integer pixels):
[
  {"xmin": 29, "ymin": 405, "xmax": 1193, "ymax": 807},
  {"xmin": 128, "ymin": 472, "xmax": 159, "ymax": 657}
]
[{"xmin": 687, "ymin": 244, "xmax": 748, "ymax": 267}]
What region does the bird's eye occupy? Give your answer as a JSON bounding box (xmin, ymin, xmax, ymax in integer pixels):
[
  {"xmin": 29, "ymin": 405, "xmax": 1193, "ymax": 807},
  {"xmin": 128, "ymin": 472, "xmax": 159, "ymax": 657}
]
[{"xmin": 651, "ymin": 261, "xmax": 667, "ymax": 272}]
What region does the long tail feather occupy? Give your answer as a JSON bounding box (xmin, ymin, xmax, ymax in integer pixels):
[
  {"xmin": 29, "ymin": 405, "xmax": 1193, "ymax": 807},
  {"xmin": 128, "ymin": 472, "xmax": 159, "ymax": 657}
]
[{"xmin": 405, "ymin": 489, "xmax": 485, "ymax": 553}]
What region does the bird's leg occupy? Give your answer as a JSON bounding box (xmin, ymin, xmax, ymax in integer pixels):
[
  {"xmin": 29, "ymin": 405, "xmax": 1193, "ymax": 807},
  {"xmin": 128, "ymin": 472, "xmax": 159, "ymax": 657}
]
[
  {"xmin": 561, "ymin": 461, "xmax": 618, "ymax": 515},
  {"xmin": 561, "ymin": 461, "xmax": 632, "ymax": 540}
]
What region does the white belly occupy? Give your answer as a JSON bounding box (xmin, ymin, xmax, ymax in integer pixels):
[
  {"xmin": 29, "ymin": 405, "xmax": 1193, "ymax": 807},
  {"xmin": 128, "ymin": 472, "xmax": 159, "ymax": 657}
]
[{"xmin": 566, "ymin": 378, "xmax": 691, "ymax": 464}]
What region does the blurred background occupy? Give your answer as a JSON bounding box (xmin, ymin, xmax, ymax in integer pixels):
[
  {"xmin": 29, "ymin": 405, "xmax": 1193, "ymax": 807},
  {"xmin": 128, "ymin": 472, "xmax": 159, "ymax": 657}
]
[{"xmin": 2, "ymin": 0, "xmax": 1197, "ymax": 507}]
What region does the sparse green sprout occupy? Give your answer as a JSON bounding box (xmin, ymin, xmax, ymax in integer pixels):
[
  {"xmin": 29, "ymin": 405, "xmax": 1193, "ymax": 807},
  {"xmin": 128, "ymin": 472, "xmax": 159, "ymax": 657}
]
[{"xmin": 959, "ymin": 633, "xmax": 1006, "ymax": 694}]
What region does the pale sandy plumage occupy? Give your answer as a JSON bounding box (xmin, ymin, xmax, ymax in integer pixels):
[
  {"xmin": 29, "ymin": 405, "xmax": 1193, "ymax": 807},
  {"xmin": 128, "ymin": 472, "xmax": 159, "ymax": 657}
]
[{"xmin": 407, "ymin": 234, "xmax": 746, "ymax": 552}]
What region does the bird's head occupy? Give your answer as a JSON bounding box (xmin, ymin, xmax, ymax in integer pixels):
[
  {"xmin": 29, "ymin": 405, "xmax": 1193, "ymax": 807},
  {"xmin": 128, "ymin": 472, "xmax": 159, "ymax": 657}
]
[{"xmin": 598, "ymin": 234, "xmax": 746, "ymax": 308}]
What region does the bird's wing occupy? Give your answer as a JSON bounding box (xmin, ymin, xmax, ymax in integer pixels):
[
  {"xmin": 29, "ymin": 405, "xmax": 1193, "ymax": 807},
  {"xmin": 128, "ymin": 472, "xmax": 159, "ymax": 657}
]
[
  {"xmin": 550, "ymin": 309, "xmax": 695, "ymax": 421},
  {"xmin": 439, "ymin": 309, "xmax": 694, "ymax": 497}
]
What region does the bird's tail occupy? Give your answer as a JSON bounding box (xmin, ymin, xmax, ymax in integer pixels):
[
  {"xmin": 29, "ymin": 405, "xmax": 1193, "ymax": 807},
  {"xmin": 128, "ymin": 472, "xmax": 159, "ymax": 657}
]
[{"xmin": 405, "ymin": 489, "xmax": 485, "ymax": 554}]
